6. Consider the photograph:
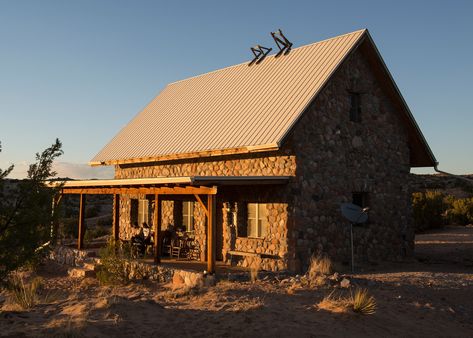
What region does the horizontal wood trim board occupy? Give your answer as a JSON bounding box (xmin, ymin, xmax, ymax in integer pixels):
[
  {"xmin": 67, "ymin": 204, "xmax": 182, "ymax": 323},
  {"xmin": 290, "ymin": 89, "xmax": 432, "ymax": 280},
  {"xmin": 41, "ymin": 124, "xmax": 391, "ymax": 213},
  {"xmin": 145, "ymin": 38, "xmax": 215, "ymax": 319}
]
[{"xmin": 61, "ymin": 186, "xmax": 217, "ymax": 195}]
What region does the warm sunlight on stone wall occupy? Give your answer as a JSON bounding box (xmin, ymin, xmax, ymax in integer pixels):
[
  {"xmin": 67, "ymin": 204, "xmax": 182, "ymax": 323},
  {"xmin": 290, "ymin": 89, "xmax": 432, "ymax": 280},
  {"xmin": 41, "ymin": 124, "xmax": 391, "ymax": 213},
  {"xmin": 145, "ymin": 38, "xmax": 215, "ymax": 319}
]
[{"xmin": 114, "ymin": 47, "xmax": 413, "ymax": 272}]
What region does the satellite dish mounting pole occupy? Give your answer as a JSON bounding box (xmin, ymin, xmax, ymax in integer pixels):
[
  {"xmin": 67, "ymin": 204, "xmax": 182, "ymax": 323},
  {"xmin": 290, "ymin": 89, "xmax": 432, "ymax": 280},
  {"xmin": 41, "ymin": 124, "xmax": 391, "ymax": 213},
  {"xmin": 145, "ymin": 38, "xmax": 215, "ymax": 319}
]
[
  {"xmin": 340, "ymin": 203, "xmax": 370, "ymax": 275},
  {"xmin": 350, "ymin": 222, "xmax": 355, "ymax": 274}
]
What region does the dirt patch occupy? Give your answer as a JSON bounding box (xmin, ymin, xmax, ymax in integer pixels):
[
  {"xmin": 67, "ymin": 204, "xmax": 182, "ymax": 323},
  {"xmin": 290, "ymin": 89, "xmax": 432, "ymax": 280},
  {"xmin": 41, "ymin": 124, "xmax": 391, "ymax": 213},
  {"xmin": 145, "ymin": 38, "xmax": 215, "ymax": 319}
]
[{"xmin": 1, "ymin": 226, "xmax": 472, "ymax": 337}]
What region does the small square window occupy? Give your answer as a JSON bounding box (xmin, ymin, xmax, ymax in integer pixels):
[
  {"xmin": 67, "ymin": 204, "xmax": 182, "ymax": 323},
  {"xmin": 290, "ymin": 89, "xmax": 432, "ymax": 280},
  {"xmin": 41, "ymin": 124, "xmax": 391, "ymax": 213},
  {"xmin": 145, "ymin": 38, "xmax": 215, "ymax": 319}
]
[
  {"xmin": 246, "ymin": 203, "xmax": 268, "ymax": 238},
  {"xmin": 349, "ymin": 92, "xmax": 361, "ymax": 122}
]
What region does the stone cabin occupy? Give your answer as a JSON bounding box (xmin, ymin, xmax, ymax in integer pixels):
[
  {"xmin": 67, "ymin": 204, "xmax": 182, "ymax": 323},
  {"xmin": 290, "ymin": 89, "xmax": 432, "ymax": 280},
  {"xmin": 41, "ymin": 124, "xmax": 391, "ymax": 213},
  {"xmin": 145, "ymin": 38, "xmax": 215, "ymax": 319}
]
[{"xmin": 65, "ymin": 29, "xmax": 436, "ymax": 273}]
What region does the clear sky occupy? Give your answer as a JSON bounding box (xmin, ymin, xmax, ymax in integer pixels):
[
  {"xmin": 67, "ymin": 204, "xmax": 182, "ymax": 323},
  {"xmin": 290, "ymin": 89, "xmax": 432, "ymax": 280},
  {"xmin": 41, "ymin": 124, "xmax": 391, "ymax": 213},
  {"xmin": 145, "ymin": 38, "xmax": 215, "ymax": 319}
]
[{"xmin": 1, "ymin": 0, "xmax": 472, "ymax": 179}]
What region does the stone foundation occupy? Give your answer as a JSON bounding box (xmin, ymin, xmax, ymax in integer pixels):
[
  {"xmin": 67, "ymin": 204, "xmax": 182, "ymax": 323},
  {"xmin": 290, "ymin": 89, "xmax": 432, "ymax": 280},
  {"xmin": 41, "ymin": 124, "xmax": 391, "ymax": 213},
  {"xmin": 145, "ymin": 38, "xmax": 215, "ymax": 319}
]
[{"xmin": 50, "ymin": 246, "xmax": 89, "ymax": 267}]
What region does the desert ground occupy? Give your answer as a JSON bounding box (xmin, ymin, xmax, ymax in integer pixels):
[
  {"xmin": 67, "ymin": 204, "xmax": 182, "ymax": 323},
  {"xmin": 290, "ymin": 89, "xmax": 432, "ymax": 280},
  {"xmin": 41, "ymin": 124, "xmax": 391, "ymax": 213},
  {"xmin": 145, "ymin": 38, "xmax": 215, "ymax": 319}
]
[{"xmin": 1, "ymin": 226, "xmax": 472, "ymax": 338}]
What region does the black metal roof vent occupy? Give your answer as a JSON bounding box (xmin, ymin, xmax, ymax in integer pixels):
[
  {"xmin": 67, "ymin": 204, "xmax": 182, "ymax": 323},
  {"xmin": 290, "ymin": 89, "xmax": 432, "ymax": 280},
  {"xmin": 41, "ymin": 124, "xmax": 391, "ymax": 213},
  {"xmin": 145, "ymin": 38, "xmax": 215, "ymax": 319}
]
[
  {"xmin": 249, "ymin": 44, "xmax": 272, "ymax": 66},
  {"xmin": 271, "ymin": 29, "xmax": 292, "ymax": 57}
]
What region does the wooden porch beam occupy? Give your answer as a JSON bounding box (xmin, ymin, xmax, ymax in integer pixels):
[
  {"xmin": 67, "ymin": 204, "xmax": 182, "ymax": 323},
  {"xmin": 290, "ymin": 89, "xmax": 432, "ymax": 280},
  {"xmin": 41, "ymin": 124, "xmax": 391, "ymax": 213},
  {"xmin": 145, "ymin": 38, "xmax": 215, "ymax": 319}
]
[
  {"xmin": 194, "ymin": 194, "xmax": 208, "ymax": 217},
  {"xmin": 206, "ymin": 194, "xmax": 216, "ymax": 274},
  {"xmin": 112, "ymin": 194, "xmax": 120, "ymax": 241},
  {"xmin": 153, "ymin": 194, "xmax": 162, "ymax": 264},
  {"xmin": 78, "ymin": 194, "xmax": 86, "ymax": 250},
  {"xmin": 61, "ymin": 186, "xmax": 217, "ymax": 196}
]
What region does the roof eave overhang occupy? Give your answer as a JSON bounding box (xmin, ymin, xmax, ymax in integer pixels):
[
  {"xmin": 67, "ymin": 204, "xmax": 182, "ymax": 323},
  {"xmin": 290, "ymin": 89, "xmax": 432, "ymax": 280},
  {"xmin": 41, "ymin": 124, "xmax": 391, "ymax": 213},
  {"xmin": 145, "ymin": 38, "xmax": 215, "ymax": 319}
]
[
  {"xmin": 89, "ymin": 143, "xmax": 280, "ymax": 167},
  {"xmin": 48, "ymin": 176, "xmax": 291, "ymax": 195}
]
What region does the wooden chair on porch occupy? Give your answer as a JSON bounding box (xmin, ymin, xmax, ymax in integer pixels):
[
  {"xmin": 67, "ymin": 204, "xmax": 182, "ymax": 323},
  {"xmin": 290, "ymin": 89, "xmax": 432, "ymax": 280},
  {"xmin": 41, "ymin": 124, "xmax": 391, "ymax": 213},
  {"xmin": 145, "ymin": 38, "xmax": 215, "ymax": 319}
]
[{"xmin": 170, "ymin": 237, "xmax": 184, "ymax": 258}]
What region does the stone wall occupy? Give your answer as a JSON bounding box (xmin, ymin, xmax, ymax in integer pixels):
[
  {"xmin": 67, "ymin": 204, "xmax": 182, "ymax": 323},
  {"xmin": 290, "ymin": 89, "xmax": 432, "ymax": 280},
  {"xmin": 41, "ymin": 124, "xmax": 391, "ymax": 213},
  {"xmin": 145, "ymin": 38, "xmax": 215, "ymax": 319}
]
[
  {"xmin": 113, "ymin": 46, "xmax": 415, "ymax": 273},
  {"xmin": 115, "ymin": 153, "xmax": 296, "ymax": 179},
  {"xmin": 50, "ymin": 246, "xmax": 89, "ymax": 267},
  {"xmin": 282, "ymin": 46, "xmax": 413, "ymax": 270}
]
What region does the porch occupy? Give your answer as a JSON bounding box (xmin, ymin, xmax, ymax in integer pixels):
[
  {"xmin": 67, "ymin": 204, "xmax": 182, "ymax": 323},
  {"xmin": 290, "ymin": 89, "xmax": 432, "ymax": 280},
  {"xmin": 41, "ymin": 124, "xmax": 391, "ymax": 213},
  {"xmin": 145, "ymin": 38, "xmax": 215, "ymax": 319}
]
[{"xmin": 51, "ymin": 176, "xmax": 290, "ymax": 274}]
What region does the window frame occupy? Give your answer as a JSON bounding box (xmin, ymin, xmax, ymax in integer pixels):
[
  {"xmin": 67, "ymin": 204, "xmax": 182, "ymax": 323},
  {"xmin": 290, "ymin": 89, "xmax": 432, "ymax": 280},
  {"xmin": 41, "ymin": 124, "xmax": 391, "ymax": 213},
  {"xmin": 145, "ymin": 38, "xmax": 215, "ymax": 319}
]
[
  {"xmin": 182, "ymin": 201, "xmax": 194, "ymax": 233},
  {"xmin": 349, "ymin": 92, "xmax": 362, "ymax": 123},
  {"xmin": 138, "ymin": 199, "xmax": 149, "ymax": 227},
  {"xmin": 246, "ymin": 203, "xmax": 268, "ymax": 239}
]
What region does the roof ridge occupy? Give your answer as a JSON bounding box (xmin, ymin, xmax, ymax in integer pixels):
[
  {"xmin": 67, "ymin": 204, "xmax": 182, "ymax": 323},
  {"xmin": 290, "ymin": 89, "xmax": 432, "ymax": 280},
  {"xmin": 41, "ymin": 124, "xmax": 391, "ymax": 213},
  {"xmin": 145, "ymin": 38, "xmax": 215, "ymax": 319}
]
[{"xmin": 168, "ymin": 29, "xmax": 367, "ymax": 86}]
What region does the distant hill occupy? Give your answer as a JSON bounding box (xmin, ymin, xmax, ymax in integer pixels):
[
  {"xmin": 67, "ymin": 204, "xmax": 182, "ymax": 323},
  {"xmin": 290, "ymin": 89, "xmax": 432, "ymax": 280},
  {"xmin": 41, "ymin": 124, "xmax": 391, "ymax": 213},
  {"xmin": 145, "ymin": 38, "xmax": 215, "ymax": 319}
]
[{"xmin": 410, "ymin": 174, "xmax": 473, "ymax": 199}]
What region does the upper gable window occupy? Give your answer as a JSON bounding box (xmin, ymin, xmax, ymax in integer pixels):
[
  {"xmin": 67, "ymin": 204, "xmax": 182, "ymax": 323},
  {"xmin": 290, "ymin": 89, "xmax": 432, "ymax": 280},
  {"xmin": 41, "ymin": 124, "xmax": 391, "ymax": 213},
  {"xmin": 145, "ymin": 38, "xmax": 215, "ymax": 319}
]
[{"xmin": 349, "ymin": 92, "xmax": 361, "ymax": 122}]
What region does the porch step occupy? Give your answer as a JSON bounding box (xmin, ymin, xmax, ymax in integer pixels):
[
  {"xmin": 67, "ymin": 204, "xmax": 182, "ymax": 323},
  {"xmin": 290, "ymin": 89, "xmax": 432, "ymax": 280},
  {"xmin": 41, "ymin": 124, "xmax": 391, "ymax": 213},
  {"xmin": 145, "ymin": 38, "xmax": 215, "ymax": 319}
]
[{"xmin": 68, "ymin": 267, "xmax": 96, "ymax": 278}]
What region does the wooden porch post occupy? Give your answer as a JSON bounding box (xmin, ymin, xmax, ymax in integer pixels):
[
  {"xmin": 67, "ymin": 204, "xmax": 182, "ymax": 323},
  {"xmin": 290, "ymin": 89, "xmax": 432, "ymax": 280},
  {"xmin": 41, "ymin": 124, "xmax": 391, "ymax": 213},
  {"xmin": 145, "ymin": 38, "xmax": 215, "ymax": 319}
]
[
  {"xmin": 153, "ymin": 194, "xmax": 162, "ymax": 264},
  {"xmin": 78, "ymin": 194, "xmax": 86, "ymax": 250},
  {"xmin": 112, "ymin": 194, "xmax": 120, "ymax": 241},
  {"xmin": 207, "ymin": 194, "xmax": 216, "ymax": 274}
]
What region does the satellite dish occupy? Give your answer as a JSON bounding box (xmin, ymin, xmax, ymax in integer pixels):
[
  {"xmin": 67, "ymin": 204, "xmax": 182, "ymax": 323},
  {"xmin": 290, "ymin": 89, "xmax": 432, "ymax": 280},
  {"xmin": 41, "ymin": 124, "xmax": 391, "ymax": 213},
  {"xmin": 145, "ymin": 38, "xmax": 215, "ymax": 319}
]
[
  {"xmin": 340, "ymin": 203, "xmax": 370, "ymax": 274},
  {"xmin": 341, "ymin": 203, "xmax": 368, "ymax": 224}
]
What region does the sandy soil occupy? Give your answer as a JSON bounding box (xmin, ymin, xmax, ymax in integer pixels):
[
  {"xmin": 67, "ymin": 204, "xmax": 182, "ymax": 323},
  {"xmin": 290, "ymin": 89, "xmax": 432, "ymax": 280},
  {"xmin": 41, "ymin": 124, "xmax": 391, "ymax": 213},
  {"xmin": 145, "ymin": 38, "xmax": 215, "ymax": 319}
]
[{"xmin": 1, "ymin": 226, "xmax": 473, "ymax": 338}]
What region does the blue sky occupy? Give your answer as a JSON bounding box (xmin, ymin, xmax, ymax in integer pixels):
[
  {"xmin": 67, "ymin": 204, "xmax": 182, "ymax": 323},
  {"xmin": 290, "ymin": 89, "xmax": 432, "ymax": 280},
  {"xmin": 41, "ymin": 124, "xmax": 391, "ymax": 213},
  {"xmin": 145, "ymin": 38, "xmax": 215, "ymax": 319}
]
[{"xmin": 0, "ymin": 0, "xmax": 472, "ymax": 178}]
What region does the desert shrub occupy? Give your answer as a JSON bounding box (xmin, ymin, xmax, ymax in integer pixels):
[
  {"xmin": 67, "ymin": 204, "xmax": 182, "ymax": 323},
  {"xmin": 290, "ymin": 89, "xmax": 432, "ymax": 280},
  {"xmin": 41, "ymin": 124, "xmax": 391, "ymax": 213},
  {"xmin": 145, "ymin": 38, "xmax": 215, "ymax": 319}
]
[
  {"xmin": 352, "ymin": 288, "xmax": 376, "ymax": 315},
  {"xmin": 96, "ymin": 240, "xmax": 133, "ymax": 285},
  {"xmin": 412, "ymin": 190, "xmax": 446, "ymax": 232},
  {"xmin": 0, "ymin": 139, "xmax": 63, "ymax": 283},
  {"xmin": 8, "ymin": 274, "xmax": 42, "ymax": 309},
  {"xmin": 445, "ymin": 197, "xmax": 473, "ymax": 225}
]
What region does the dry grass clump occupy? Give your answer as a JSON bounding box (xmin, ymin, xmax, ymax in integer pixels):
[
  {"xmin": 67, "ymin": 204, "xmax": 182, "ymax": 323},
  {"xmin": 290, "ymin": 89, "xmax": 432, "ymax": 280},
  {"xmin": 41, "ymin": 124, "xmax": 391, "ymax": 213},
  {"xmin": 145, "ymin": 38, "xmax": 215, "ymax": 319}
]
[
  {"xmin": 249, "ymin": 258, "xmax": 262, "ymax": 283},
  {"xmin": 317, "ymin": 290, "xmax": 351, "ymax": 314},
  {"xmin": 352, "ymin": 288, "xmax": 376, "ymax": 315},
  {"xmin": 308, "ymin": 254, "xmax": 332, "ymax": 277},
  {"xmin": 307, "ymin": 254, "xmax": 332, "ymax": 287},
  {"xmin": 8, "ymin": 274, "xmax": 42, "ymax": 309},
  {"xmin": 317, "ymin": 288, "xmax": 377, "ymax": 315}
]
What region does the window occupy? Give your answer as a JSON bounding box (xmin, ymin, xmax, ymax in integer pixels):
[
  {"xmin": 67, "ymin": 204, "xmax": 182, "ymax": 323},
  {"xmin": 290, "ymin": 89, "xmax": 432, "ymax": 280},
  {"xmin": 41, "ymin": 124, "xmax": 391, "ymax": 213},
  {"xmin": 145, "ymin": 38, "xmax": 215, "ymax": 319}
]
[
  {"xmin": 182, "ymin": 201, "xmax": 194, "ymax": 232},
  {"xmin": 247, "ymin": 203, "xmax": 268, "ymax": 238},
  {"xmin": 138, "ymin": 199, "xmax": 149, "ymax": 227},
  {"xmin": 130, "ymin": 199, "xmax": 139, "ymax": 226},
  {"xmin": 349, "ymin": 92, "xmax": 361, "ymax": 122},
  {"xmin": 130, "ymin": 198, "xmax": 149, "ymax": 227}
]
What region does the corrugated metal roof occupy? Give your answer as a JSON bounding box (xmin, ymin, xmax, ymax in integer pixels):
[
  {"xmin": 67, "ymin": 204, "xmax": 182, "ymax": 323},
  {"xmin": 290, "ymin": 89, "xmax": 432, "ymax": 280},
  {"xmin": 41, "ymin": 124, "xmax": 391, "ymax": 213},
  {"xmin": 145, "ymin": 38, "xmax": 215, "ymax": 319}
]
[{"xmin": 91, "ymin": 29, "xmax": 367, "ymax": 165}]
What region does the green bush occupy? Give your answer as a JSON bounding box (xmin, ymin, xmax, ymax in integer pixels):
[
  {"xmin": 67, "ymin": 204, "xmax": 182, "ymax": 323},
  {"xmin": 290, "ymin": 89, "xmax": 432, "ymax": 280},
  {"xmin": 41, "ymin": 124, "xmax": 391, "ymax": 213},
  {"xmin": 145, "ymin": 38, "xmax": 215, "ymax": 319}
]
[
  {"xmin": 445, "ymin": 197, "xmax": 473, "ymax": 225},
  {"xmin": 96, "ymin": 240, "xmax": 133, "ymax": 285},
  {"xmin": 412, "ymin": 190, "xmax": 446, "ymax": 232}
]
